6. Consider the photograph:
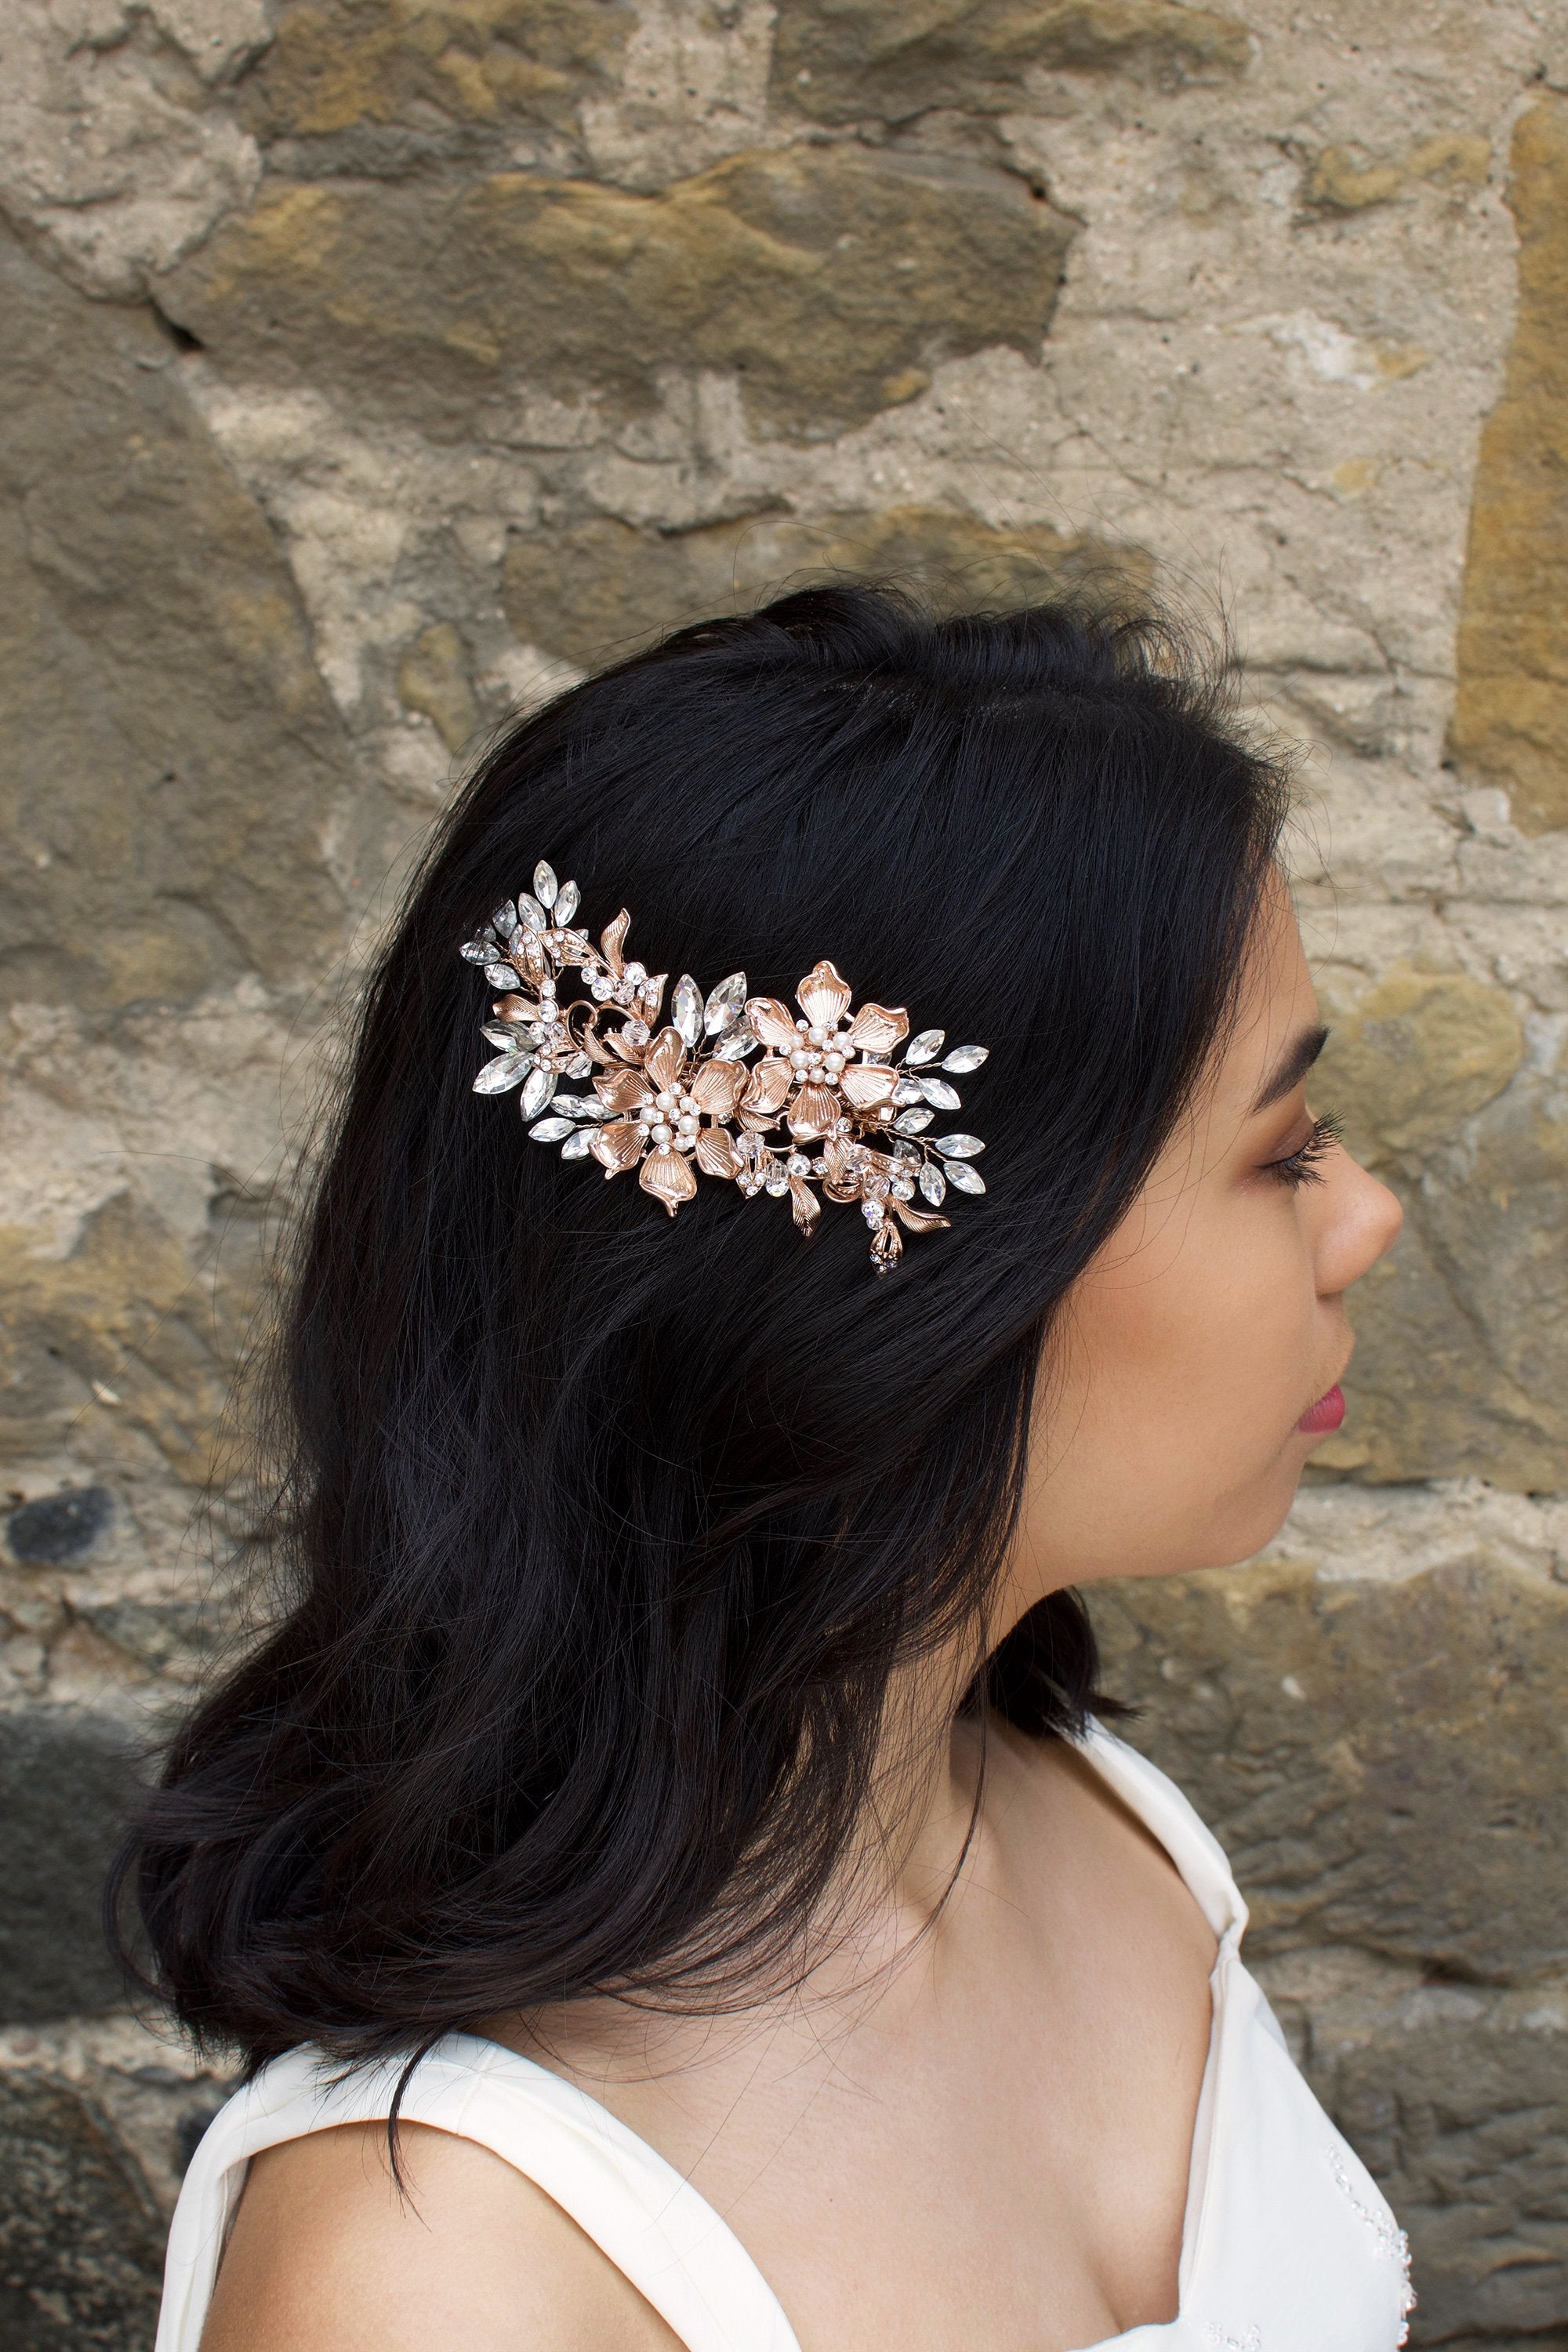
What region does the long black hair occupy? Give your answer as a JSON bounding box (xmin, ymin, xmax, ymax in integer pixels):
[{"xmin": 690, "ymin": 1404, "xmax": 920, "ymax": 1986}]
[{"xmin": 113, "ymin": 586, "xmax": 1289, "ymax": 2073}]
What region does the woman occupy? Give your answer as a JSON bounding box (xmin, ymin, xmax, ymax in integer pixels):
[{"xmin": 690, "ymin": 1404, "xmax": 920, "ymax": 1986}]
[{"xmin": 125, "ymin": 587, "xmax": 1408, "ymax": 2351}]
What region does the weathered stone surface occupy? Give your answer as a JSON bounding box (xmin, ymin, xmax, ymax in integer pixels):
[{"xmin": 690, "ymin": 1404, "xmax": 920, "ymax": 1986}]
[
  {"xmin": 397, "ymin": 619, "xmax": 481, "ymax": 750},
  {"xmin": 0, "ymin": 1709, "xmax": 137, "ymax": 2021},
  {"xmin": 1255, "ymin": 1954, "xmax": 1568, "ymax": 2346},
  {"xmin": 238, "ymin": 0, "xmax": 635, "ymax": 146},
  {"xmin": 771, "ymin": 0, "xmax": 1252, "ymax": 124},
  {"xmin": 1450, "ymin": 96, "xmax": 1568, "ymax": 833},
  {"xmin": 0, "ymin": 2068, "xmax": 163, "ymax": 2349},
  {"xmin": 1303, "ymin": 131, "xmax": 1492, "ymax": 214},
  {"xmin": 503, "ymin": 501, "xmax": 1145, "ymax": 665},
  {"xmin": 5, "ymin": 1489, "xmax": 115, "ymax": 1570},
  {"xmin": 1309, "ymin": 967, "xmax": 1568, "ymax": 1488},
  {"xmin": 157, "ymin": 145, "xmax": 1075, "ymax": 437},
  {"xmin": 1090, "ymin": 1555, "xmax": 1568, "ymax": 1981},
  {"xmin": 0, "ymin": 227, "xmax": 356, "ymax": 1010}
]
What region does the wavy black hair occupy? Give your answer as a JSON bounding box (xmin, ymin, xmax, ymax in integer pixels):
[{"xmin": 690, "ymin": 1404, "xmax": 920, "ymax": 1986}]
[{"xmin": 113, "ymin": 585, "xmax": 1290, "ymax": 2073}]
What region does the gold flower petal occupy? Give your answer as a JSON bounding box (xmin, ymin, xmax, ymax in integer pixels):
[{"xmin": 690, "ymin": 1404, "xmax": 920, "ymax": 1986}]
[
  {"xmin": 590, "ymin": 1120, "xmax": 645, "ymax": 1173},
  {"xmin": 788, "ymin": 1174, "xmax": 820, "ymax": 1232},
  {"xmin": 644, "ymin": 1026, "xmax": 685, "ymax": 1094},
  {"xmin": 595, "ymin": 1068, "xmax": 649, "ymax": 1112},
  {"xmin": 787, "ymin": 1082, "xmax": 840, "ymax": 1140},
  {"xmin": 599, "ymin": 909, "xmax": 630, "ymax": 978},
  {"xmin": 690, "ymin": 1059, "xmax": 746, "ymax": 1119},
  {"xmin": 746, "ymin": 997, "xmax": 798, "ymax": 1052},
  {"xmin": 639, "ymin": 1145, "xmax": 698, "ymax": 1215},
  {"xmin": 742, "ymin": 1056, "xmax": 793, "ymax": 1118},
  {"xmin": 695, "ymin": 1126, "xmax": 740, "ymax": 1179},
  {"xmin": 846, "ymin": 1001, "xmax": 909, "ymax": 1052},
  {"xmin": 797, "ymin": 959, "xmax": 852, "ymax": 1029},
  {"xmin": 839, "ymin": 1063, "xmax": 898, "ymax": 1111}
]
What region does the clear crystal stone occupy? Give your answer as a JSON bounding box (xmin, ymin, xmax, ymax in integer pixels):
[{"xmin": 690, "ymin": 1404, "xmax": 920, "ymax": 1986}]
[
  {"xmin": 942, "ymin": 1160, "xmax": 985, "ymax": 1194},
  {"xmin": 933, "ymin": 1133, "xmax": 984, "ymax": 1158},
  {"xmin": 918, "ymin": 1076, "xmax": 962, "ymax": 1110},
  {"xmin": 764, "ymin": 1167, "xmax": 790, "ymax": 1196},
  {"xmin": 520, "ymin": 1065, "xmax": 556, "ymax": 1120},
  {"xmin": 862, "ymin": 1199, "xmax": 885, "ymax": 1226},
  {"xmin": 483, "ymin": 962, "xmax": 521, "ymax": 991},
  {"xmin": 713, "ymin": 1022, "xmax": 758, "ymax": 1061},
  {"xmin": 672, "ymin": 974, "xmax": 703, "ymax": 1049},
  {"xmin": 459, "ymin": 940, "xmax": 492, "ymax": 964},
  {"xmin": 704, "ymin": 971, "xmax": 748, "ymax": 1034},
  {"xmin": 892, "ymin": 1077, "xmax": 924, "ymax": 1106},
  {"xmin": 481, "ymin": 1023, "xmax": 524, "ymax": 1049},
  {"xmin": 893, "ymin": 1106, "xmax": 933, "ymax": 1133},
  {"xmin": 567, "ymin": 1052, "xmax": 593, "ymax": 1079},
  {"xmin": 786, "ymin": 1153, "xmax": 811, "ymax": 1176},
  {"xmin": 561, "ymin": 1130, "xmax": 593, "ymax": 1159},
  {"xmin": 811, "ymin": 1157, "xmax": 828, "ymax": 1175},
  {"xmin": 591, "ymin": 975, "xmax": 614, "ymax": 1000},
  {"xmin": 624, "ymin": 960, "xmax": 646, "ymax": 987},
  {"xmin": 473, "ymin": 1050, "xmax": 532, "ymax": 1093},
  {"xmin": 622, "ymin": 1018, "xmax": 650, "ymax": 1047},
  {"xmin": 554, "ymin": 879, "xmax": 579, "ymax": 924},
  {"xmin": 919, "ymin": 1162, "xmax": 947, "ymax": 1204},
  {"xmin": 891, "ymin": 1176, "xmax": 916, "ymax": 1200},
  {"xmin": 891, "ymin": 1141, "xmax": 920, "ymax": 1164},
  {"xmin": 528, "ymin": 1116, "xmax": 575, "ymax": 1142},
  {"xmin": 491, "ymin": 901, "xmax": 519, "ymax": 936},
  {"xmin": 516, "ymin": 893, "xmax": 546, "ymax": 932},
  {"xmin": 904, "ymin": 1029, "xmax": 945, "ymax": 1065},
  {"xmin": 942, "ymin": 1044, "xmax": 989, "ymax": 1073},
  {"xmin": 533, "ymin": 861, "xmax": 557, "ymax": 908}
]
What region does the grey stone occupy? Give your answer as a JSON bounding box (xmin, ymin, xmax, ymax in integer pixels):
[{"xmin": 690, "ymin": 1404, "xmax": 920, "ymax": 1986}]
[
  {"xmin": 1090, "ymin": 1556, "xmax": 1568, "ymax": 1983},
  {"xmin": 5, "ymin": 1486, "xmax": 114, "ymax": 1566},
  {"xmin": 0, "ymin": 2071, "xmax": 162, "ymax": 2350},
  {"xmin": 0, "ymin": 1710, "xmax": 140, "ymax": 2021},
  {"xmin": 0, "ymin": 224, "xmax": 357, "ymax": 1011}
]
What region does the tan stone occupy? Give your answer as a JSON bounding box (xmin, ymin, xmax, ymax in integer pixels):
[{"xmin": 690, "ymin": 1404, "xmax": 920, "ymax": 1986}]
[
  {"xmin": 1090, "ymin": 1553, "xmax": 1568, "ymax": 1982},
  {"xmin": 503, "ymin": 503, "xmax": 1148, "ymax": 667},
  {"xmin": 771, "ymin": 0, "xmax": 1252, "ymax": 124},
  {"xmin": 1450, "ymin": 98, "xmax": 1568, "ymax": 833},
  {"xmin": 238, "ymin": 0, "xmax": 635, "ymax": 141},
  {"xmin": 157, "ymin": 146, "xmax": 1075, "ymax": 437},
  {"xmin": 1305, "ymin": 131, "xmax": 1491, "ymax": 213},
  {"xmin": 397, "ymin": 620, "xmax": 480, "ymax": 750},
  {"xmin": 1317, "ymin": 965, "xmax": 1524, "ymax": 1162},
  {"xmin": 0, "ymin": 227, "xmax": 355, "ymax": 1011}
]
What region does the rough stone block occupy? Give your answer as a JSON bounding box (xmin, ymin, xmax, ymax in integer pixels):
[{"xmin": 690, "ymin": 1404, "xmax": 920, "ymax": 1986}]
[
  {"xmin": 0, "ymin": 1709, "xmax": 138, "ymax": 2022},
  {"xmin": 503, "ymin": 502, "xmax": 1146, "ymax": 666},
  {"xmin": 157, "ymin": 145, "xmax": 1075, "ymax": 438},
  {"xmin": 0, "ymin": 2071, "xmax": 162, "ymax": 2350},
  {"xmin": 0, "ymin": 227, "xmax": 356, "ymax": 1011},
  {"xmin": 771, "ymin": 0, "xmax": 1252, "ymax": 124},
  {"xmin": 1451, "ymin": 97, "xmax": 1568, "ymax": 833},
  {"xmin": 1089, "ymin": 1555, "xmax": 1568, "ymax": 1982}
]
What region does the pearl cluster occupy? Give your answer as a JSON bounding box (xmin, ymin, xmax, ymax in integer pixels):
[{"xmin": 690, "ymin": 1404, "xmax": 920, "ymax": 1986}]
[
  {"xmin": 637, "ymin": 1083, "xmax": 707, "ymax": 1152},
  {"xmin": 785, "ymin": 1014, "xmax": 857, "ymax": 1084}
]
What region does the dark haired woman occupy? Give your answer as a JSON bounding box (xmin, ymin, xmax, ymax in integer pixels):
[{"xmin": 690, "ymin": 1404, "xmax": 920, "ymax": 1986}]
[{"xmin": 130, "ymin": 590, "xmax": 1410, "ymax": 2352}]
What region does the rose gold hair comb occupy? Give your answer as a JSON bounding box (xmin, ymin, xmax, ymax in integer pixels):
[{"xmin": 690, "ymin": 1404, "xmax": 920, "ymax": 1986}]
[{"xmin": 460, "ymin": 862, "xmax": 989, "ymax": 1271}]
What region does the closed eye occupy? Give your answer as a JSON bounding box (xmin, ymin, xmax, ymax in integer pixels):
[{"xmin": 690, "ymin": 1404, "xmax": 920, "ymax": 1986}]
[{"xmin": 1265, "ymin": 1112, "xmax": 1344, "ymax": 1189}]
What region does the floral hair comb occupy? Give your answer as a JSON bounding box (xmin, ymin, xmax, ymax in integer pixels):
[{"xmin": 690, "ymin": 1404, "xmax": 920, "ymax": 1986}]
[{"xmin": 459, "ymin": 862, "xmax": 989, "ymax": 1272}]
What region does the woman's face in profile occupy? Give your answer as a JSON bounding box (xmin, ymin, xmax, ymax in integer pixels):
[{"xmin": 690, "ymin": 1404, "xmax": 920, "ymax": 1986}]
[{"xmin": 1016, "ymin": 878, "xmax": 1404, "ymax": 1597}]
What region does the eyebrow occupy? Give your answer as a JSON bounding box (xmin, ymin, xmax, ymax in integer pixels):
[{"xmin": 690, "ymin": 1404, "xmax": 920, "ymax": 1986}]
[{"xmin": 1251, "ymin": 1023, "xmax": 1329, "ymax": 1114}]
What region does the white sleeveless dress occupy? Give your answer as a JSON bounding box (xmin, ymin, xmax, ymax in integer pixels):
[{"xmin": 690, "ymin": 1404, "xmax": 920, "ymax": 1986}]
[{"xmin": 155, "ymin": 1724, "xmax": 1416, "ymax": 2352}]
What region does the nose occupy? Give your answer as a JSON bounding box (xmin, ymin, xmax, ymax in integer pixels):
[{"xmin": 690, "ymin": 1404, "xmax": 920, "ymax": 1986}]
[{"xmin": 1316, "ymin": 1148, "xmax": 1403, "ymax": 1298}]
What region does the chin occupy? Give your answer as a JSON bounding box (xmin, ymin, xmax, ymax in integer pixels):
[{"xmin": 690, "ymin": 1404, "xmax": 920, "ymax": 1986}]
[{"xmin": 1200, "ymin": 1461, "xmax": 1305, "ymax": 1572}]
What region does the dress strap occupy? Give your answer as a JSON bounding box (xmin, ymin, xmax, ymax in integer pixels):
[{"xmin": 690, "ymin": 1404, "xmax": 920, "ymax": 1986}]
[
  {"xmin": 157, "ymin": 2033, "xmax": 801, "ymax": 2352},
  {"xmin": 1073, "ymin": 1720, "xmax": 1247, "ymax": 1941}
]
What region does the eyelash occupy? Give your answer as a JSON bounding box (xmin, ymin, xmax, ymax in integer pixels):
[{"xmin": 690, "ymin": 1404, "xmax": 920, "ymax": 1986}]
[{"xmin": 1266, "ymin": 1112, "xmax": 1344, "ymax": 1189}]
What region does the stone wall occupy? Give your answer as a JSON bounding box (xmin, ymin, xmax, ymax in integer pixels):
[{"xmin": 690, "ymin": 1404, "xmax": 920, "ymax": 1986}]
[{"xmin": 2, "ymin": 2, "xmax": 1566, "ymax": 2343}]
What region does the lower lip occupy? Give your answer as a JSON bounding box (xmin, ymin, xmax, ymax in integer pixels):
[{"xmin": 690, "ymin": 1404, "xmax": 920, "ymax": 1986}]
[{"xmin": 1297, "ymin": 1384, "xmax": 1345, "ymax": 1435}]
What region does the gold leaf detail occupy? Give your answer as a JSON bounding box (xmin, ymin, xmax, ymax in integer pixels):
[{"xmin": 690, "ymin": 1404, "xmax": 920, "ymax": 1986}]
[
  {"xmin": 797, "ymin": 959, "xmax": 852, "ymax": 1029},
  {"xmin": 840, "ymin": 1063, "xmax": 898, "ymax": 1111},
  {"xmin": 599, "ymin": 909, "xmax": 630, "ymax": 978},
  {"xmin": 639, "ymin": 1145, "xmax": 698, "ymax": 1215},
  {"xmin": 695, "ymin": 1127, "xmax": 740, "ymax": 1179},
  {"xmin": 787, "ymin": 1082, "xmax": 839, "ymax": 1139},
  {"xmin": 590, "ymin": 1121, "xmax": 646, "ymax": 1173},
  {"xmin": 846, "ymin": 1002, "xmax": 909, "ymax": 1052},
  {"xmin": 789, "ymin": 1174, "xmax": 820, "ymax": 1232},
  {"xmin": 870, "ymin": 1221, "xmax": 903, "ymax": 1263},
  {"xmin": 892, "ymin": 1200, "xmax": 950, "ymax": 1233},
  {"xmin": 644, "ymin": 1027, "xmax": 685, "ymax": 1094},
  {"xmin": 690, "ymin": 1059, "xmax": 746, "ymax": 1119},
  {"xmin": 747, "ymin": 997, "xmax": 798, "ymax": 1051}
]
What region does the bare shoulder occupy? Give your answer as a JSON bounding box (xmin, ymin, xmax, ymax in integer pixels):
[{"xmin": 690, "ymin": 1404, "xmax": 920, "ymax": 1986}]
[{"xmin": 200, "ymin": 2117, "xmax": 684, "ymax": 2352}]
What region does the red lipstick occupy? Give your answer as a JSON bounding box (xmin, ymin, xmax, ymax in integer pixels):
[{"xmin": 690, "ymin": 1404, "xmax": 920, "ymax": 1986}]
[{"xmin": 1297, "ymin": 1383, "xmax": 1345, "ymax": 1435}]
